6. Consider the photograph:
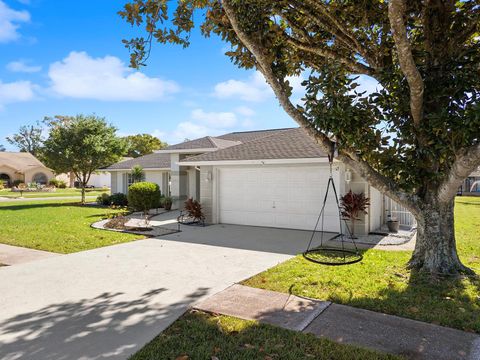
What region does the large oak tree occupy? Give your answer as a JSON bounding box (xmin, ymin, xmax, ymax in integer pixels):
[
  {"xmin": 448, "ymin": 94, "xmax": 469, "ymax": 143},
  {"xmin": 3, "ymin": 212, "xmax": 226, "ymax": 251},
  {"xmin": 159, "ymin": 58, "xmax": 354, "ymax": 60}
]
[{"xmin": 120, "ymin": 0, "xmax": 480, "ymax": 275}]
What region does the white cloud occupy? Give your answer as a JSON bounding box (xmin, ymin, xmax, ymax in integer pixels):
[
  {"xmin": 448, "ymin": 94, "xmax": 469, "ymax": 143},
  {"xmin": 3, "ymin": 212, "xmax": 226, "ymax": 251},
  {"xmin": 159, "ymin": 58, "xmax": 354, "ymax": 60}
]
[
  {"xmin": 235, "ymin": 106, "xmax": 255, "ymax": 117},
  {"xmin": 0, "ymin": 79, "xmax": 35, "ymax": 109},
  {"xmin": 48, "ymin": 51, "xmax": 180, "ymax": 101},
  {"xmin": 7, "ymin": 60, "xmax": 41, "ymax": 73},
  {"xmin": 154, "ymin": 106, "xmax": 255, "ymax": 144},
  {"xmin": 213, "ymin": 72, "xmax": 271, "ymax": 102},
  {"xmin": 191, "ymin": 108, "xmax": 237, "ymax": 128},
  {"xmin": 213, "ymin": 71, "xmax": 305, "ymax": 103},
  {"xmin": 0, "ymin": 1, "xmax": 30, "ymax": 43}
]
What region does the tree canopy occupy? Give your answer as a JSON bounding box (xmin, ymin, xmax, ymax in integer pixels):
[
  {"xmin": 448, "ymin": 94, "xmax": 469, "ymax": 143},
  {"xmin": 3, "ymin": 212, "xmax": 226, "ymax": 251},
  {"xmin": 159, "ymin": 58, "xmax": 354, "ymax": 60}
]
[
  {"xmin": 119, "ymin": 0, "xmax": 480, "ymax": 275},
  {"xmin": 42, "ymin": 115, "xmax": 126, "ymax": 203},
  {"xmin": 6, "ymin": 122, "xmax": 44, "ymax": 156},
  {"xmin": 123, "ymin": 133, "xmax": 167, "ymax": 158}
]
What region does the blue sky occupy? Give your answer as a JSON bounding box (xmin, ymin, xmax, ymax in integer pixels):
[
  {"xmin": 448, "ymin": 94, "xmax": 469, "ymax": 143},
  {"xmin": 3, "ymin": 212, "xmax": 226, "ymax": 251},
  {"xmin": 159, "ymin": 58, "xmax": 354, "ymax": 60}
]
[{"xmin": 0, "ymin": 0, "xmax": 303, "ymax": 150}]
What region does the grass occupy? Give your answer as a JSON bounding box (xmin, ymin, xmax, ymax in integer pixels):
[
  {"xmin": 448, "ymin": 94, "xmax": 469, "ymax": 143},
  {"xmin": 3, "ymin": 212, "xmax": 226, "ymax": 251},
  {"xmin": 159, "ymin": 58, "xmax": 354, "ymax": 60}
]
[
  {"xmin": 0, "ymin": 187, "xmax": 109, "ymax": 199},
  {"xmin": 244, "ymin": 196, "xmax": 480, "ymax": 333},
  {"xmin": 130, "ymin": 311, "xmax": 401, "ymax": 360},
  {"xmin": 0, "ymin": 199, "xmax": 142, "ymax": 253}
]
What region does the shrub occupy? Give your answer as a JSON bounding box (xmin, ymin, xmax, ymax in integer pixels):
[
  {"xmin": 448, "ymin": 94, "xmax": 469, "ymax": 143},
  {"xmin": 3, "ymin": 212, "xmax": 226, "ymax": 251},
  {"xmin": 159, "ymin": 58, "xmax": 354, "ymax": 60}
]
[
  {"xmin": 12, "ymin": 180, "xmax": 22, "ymax": 187},
  {"xmin": 127, "ymin": 182, "xmax": 161, "ymax": 215},
  {"xmin": 49, "ymin": 179, "xmax": 67, "ymax": 188},
  {"xmin": 0, "ymin": 183, "xmax": 4, "ymax": 190},
  {"xmin": 96, "ymin": 193, "xmax": 111, "ymax": 206},
  {"xmin": 109, "ymin": 193, "xmax": 128, "ymax": 206},
  {"xmin": 183, "ymin": 198, "xmax": 205, "ymax": 223},
  {"xmin": 340, "ymin": 190, "xmax": 370, "ymax": 238}
]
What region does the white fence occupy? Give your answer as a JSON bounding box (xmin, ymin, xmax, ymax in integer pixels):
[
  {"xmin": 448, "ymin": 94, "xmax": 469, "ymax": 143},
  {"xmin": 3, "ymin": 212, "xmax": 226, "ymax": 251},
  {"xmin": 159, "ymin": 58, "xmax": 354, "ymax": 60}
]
[{"xmin": 384, "ymin": 196, "xmax": 416, "ymax": 228}]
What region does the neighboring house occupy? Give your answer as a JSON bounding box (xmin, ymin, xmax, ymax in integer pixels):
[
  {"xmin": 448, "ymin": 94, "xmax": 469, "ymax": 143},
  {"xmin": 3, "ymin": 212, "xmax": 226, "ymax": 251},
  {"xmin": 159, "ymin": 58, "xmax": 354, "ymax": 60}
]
[
  {"xmin": 459, "ymin": 166, "xmax": 480, "ymax": 196},
  {"xmin": 0, "ymin": 152, "xmax": 54, "ymax": 186},
  {"xmin": 105, "ymin": 128, "xmax": 413, "ymax": 235},
  {"xmin": 55, "ymin": 171, "xmax": 112, "ymax": 189}
]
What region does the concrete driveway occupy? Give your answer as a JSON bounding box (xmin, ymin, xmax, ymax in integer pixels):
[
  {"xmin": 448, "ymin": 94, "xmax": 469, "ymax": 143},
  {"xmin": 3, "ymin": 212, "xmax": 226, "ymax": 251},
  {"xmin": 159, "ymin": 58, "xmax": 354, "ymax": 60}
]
[{"xmin": 0, "ymin": 216, "xmax": 309, "ymax": 360}]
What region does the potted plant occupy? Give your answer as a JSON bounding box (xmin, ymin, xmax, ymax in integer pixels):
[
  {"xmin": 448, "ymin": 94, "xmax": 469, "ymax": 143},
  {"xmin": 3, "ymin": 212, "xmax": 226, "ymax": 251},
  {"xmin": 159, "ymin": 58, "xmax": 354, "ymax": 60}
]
[
  {"xmin": 387, "ymin": 214, "xmax": 400, "ymax": 233},
  {"xmin": 163, "ymin": 196, "xmax": 173, "ymax": 211},
  {"xmin": 340, "ymin": 190, "xmax": 370, "ymax": 238}
]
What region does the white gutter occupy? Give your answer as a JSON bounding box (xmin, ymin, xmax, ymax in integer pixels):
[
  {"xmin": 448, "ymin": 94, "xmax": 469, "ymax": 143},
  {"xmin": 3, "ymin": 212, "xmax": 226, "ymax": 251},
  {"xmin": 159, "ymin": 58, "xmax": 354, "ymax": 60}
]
[{"xmin": 179, "ymin": 157, "xmax": 334, "ymax": 166}]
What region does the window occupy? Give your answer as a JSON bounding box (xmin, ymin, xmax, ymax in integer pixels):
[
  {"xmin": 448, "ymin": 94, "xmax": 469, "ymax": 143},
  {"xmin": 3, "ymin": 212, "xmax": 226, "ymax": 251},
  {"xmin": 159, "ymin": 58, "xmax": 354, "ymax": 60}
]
[{"xmin": 32, "ymin": 172, "xmax": 48, "ymax": 185}]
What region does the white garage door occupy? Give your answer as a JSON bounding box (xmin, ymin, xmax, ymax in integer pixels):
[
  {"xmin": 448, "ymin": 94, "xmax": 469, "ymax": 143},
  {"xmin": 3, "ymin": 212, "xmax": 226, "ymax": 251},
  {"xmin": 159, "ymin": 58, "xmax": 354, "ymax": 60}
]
[{"xmin": 218, "ymin": 165, "xmax": 341, "ymax": 232}]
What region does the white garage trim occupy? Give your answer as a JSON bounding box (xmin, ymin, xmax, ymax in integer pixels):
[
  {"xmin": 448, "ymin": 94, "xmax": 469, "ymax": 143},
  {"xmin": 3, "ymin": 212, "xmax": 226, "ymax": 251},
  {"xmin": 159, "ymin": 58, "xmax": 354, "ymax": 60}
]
[{"xmin": 213, "ymin": 164, "xmax": 342, "ymax": 232}]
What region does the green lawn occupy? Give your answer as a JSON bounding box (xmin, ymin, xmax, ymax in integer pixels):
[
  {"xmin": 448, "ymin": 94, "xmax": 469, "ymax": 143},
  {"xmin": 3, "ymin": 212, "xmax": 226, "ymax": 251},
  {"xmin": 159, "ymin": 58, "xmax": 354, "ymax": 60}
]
[
  {"xmin": 244, "ymin": 196, "xmax": 480, "ymax": 333},
  {"xmin": 0, "ymin": 188, "xmax": 109, "ymax": 199},
  {"xmin": 0, "ymin": 199, "xmax": 141, "ymax": 253},
  {"xmin": 130, "ymin": 311, "xmax": 401, "ymax": 360}
]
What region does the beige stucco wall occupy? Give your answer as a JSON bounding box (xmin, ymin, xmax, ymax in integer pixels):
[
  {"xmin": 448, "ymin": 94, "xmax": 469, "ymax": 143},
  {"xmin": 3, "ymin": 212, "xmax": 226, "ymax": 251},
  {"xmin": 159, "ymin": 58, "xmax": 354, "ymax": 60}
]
[
  {"xmin": 0, "ymin": 165, "xmax": 54, "ymax": 185},
  {"xmin": 24, "ymin": 167, "xmax": 54, "ymax": 184},
  {"xmin": 0, "ymin": 166, "xmax": 22, "ymax": 184}
]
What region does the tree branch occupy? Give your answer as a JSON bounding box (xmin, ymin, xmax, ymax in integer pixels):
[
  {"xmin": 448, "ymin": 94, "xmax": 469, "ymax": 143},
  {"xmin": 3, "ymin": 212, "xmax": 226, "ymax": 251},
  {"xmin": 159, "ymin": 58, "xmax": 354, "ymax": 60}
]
[
  {"xmin": 221, "ymin": 0, "xmax": 418, "ymax": 214},
  {"xmin": 285, "ymin": 37, "xmax": 375, "ymax": 76},
  {"xmin": 388, "ymin": 0, "xmax": 424, "ymax": 128},
  {"xmin": 438, "ymin": 143, "xmax": 480, "ymax": 203}
]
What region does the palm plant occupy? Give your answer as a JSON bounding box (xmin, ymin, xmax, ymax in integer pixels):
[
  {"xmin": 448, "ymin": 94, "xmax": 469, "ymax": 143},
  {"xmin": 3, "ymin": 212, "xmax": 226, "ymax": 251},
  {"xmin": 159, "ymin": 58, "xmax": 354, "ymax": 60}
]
[
  {"xmin": 340, "ymin": 190, "xmax": 370, "ymax": 239},
  {"xmin": 130, "ymin": 165, "xmax": 144, "ymax": 183}
]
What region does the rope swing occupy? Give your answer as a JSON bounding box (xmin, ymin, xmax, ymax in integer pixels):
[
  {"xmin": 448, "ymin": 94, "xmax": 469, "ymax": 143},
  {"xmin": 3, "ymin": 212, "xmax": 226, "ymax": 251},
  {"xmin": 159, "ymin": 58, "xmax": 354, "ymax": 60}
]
[{"xmin": 303, "ymin": 148, "xmax": 363, "ymax": 266}]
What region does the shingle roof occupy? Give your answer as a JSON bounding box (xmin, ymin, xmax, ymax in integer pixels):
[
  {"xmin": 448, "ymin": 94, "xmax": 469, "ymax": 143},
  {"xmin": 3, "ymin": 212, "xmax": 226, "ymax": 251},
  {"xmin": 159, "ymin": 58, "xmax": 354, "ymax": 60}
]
[
  {"xmin": 181, "ymin": 128, "xmax": 327, "ymax": 162},
  {"xmin": 0, "ymin": 152, "xmax": 48, "ymax": 172},
  {"xmin": 104, "ymin": 153, "xmax": 171, "ymax": 170},
  {"xmin": 217, "ymin": 128, "xmax": 293, "ymax": 143},
  {"xmin": 165, "ymin": 136, "xmax": 240, "ymax": 151}
]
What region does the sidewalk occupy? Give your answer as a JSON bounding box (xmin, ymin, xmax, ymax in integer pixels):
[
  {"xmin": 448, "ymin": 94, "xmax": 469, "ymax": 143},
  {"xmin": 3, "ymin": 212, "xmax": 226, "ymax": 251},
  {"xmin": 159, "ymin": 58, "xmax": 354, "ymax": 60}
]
[
  {"xmin": 194, "ymin": 284, "xmax": 480, "ymax": 360},
  {"xmin": 0, "ymin": 244, "xmax": 60, "ymax": 266}
]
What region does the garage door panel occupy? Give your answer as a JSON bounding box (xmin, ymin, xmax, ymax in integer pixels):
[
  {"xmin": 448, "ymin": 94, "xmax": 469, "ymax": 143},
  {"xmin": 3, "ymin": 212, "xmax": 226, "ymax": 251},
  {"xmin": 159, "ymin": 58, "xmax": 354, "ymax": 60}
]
[{"xmin": 218, "ymin": 166, "xmax": 341, "ymax": 232}]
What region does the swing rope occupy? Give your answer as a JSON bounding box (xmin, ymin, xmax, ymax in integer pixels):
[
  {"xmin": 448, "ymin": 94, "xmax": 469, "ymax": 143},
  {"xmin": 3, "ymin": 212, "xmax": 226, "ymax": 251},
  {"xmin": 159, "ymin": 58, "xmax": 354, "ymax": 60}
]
[{"xmin": 303, "ymin": 148, "xmax": 362, "ymax": 266}]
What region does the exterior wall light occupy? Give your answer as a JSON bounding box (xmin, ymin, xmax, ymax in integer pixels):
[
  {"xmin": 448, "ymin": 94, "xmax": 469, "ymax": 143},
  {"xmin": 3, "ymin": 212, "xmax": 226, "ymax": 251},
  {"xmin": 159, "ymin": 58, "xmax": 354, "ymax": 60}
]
[{"xmin": 345, "ymin": 169, "xmax": 352, "ymax": 183}]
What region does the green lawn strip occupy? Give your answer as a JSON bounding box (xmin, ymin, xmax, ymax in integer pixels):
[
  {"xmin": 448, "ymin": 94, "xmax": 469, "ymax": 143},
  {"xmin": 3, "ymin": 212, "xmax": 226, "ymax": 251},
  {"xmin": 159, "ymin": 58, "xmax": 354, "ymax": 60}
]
[
  {"xmin": 0, "ymin": 188, "xmax": 109, "ymax": 199},
  {"xmin": 243, "ymin": 197, "xmax": 480, "ymax": 333},
  {"xmin": 130, "ymin": 311, "xmax": 401, "ymax": 360},
  {"xmin": 0, "ymin": 199, "xmax": 141, "ymax": 253}
]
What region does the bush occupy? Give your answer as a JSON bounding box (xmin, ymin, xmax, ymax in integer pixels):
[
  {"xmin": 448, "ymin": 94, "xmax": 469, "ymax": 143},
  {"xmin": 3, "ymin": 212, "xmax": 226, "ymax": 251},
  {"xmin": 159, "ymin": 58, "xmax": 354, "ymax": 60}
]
[
  {"xmin": 49, "ymin": 179, "xmax": 67, "ymax": 188},
  {"xmin": 184, "ymin": 198, "xmax": 205, "ymax": 223},
  {"xmin": 128, "ymin": 182, "xmax": 161, "ymax": 215},
  {"xmin": 96, "ymin": 193, "xmax": 111, "ymax": 206},
  {"xmin": 12, "ymin": 180, "xmax": 22, "ymax": 187},
  {"xmin": 109, "ymin": 193, "xmax": 128, "ymax": 206},
  {"xmin": 0, "ymin": 183, "xmax": 4, "ymax": 190}
]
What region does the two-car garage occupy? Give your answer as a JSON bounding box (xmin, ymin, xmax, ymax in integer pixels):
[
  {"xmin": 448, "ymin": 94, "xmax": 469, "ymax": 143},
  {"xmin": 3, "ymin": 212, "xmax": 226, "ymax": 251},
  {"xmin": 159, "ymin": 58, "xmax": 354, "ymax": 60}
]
[{"xmin": 217, "ymin": 165, "xmax": 342, "ymax": 232}]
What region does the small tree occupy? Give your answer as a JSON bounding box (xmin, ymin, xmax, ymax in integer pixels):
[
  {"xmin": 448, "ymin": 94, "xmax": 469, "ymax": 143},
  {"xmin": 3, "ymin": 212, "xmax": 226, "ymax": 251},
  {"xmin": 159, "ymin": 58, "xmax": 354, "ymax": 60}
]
[
  {"xmin": 130, "ymin": 165, "xmax": 144, "ymax": 183},
  {"xmin": 128, "ymin": 182, "xmax": 161, "ymax": 221},
  {"xmin": 42, "ymin": 115, "xmax": 126, "ymax": 204},
  {"xmin": 340, "ymin": 191, "xmax": 370, "ymax": 239}
]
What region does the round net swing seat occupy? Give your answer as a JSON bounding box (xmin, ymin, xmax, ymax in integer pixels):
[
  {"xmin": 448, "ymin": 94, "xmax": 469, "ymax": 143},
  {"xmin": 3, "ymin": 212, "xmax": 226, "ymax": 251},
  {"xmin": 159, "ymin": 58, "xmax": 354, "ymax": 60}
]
[
  {"xmin": 303, "ymin": 152, "xmax": 363, "ymax": 266},
  {"xmin": 303, "ymin": 247, "xmax": 363, "ymax": 266}
]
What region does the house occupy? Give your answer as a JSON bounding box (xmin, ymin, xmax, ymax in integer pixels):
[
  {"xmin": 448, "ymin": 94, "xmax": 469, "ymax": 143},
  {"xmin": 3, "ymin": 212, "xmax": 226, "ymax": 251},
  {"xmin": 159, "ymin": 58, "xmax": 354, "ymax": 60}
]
[
  {"xmin": 105, "ymin": 128, "xmax": 412, "ymax": 235},
  {"xmin": 459, "ymin": 166, "xmax": 480, "ymax": 196},
  {"xmin": 0, "ymin": 152, "xmax": 55, "ymax": 186}
]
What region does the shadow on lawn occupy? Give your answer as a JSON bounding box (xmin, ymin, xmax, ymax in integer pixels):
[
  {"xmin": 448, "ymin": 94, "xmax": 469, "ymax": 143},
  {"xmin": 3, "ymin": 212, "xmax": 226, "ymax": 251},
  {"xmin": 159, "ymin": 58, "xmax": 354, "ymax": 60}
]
[
  {"xmin": 0, "ymin": 287, "xmax": 210, "ymax": 360},
  {"xmin": 296, "ymin": 270, "xmax": 480, "ymax": 334}
]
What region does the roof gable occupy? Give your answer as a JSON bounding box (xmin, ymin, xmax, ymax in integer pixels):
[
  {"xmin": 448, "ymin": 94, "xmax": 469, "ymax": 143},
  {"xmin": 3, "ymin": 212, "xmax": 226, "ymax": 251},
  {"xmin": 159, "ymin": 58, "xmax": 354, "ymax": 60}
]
[
  {"xmin": 180, "ymin": 128, "xmax": 327, "ymax": 163},
  {"xmin": 0, "ymin": 152, "xmax": 49, "ymax": 173}
]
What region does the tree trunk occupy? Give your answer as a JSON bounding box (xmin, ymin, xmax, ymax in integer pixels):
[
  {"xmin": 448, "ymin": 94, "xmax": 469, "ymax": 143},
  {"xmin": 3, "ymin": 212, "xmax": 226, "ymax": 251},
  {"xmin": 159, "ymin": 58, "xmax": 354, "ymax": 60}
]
[
  {"xmin": 408, "ymin": 199, "xmax": 473, "ymax": 275},
  {"xmin": 81, "ymin": 185, "xmax": 86, "ymax": 205}
]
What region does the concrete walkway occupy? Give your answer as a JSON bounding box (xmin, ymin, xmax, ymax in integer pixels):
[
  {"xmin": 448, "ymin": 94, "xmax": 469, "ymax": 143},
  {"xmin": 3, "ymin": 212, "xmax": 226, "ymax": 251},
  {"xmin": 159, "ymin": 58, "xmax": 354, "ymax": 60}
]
[
  {"xmin": 0, "ymin": 244, "xmax": 60, "ymax": 266},
  {"xmin": 194, "ymin": 284, "xmax": 480, "ymax": 360},
  {"xmin": 0, "ymin": 228, "xmax": 299, "ymax": 359}
]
